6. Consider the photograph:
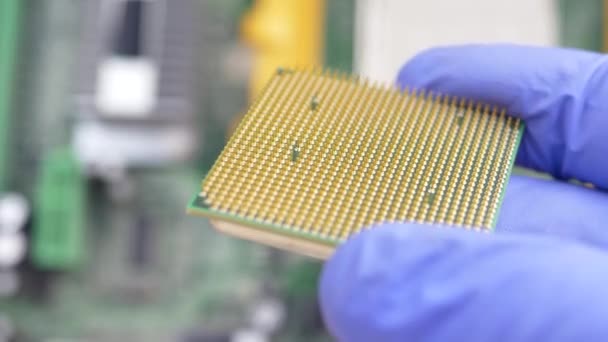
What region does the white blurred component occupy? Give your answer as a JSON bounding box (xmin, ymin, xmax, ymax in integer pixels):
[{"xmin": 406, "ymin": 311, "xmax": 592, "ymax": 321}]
[
  {"xmin": 95, "ymin": 57, "xmax": 158, "ymax": 117},
  {"xmin": 74, "ymin": 120, "xmax": 195, "ymax": 169},
  {"xmin": 0, "ymin": 271, "xmax": 19, "ymax": 297},
  {"xmin": 250, "ymin": 298, "xmax": 285, "ymax": 334},
  {"xmin": 0, "ymin": 193, "xmax": 29, "ymax": 233},
  {"xmin": 355, "ymin": 0, "xmax": 558, "ymax": 83},
  {"xmin": 0, "ymin": 233, "xmax": 26, "ymax": 268},
  {"xmin": 231, "ymin": 330, "xmax": 267, "ymax": 342}
]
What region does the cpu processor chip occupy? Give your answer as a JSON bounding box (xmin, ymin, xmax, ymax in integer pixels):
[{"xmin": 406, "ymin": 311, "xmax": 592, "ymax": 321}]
[{"xmin": 188, "ymin": 68, "xmax": 523, "ymax": 259}]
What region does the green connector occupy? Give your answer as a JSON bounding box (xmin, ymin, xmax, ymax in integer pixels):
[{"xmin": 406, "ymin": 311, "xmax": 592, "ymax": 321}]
[
  {"xmin": 32, "ymin": 147, "xmax": 86, "ymax": 269},
  {"xmin": 0, "ymin": 0, "xmax": 22, "ymax": 191}
]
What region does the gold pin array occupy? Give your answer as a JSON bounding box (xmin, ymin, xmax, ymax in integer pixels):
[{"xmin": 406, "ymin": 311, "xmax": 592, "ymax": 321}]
[{"xmin": 200, "ymin": 69, "xmax": 522, "ymax": 243}]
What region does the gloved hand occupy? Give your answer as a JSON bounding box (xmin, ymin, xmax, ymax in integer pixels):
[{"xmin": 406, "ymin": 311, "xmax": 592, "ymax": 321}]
[{"xmin": 319, "ymin": 45, "xmax": 608, "ymax": 342}]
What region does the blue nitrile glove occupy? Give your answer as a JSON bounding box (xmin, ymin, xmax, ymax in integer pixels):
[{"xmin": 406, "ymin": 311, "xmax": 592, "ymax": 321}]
[{"xmin": 320, "ymin": 45, "xmax": 608, "ymax": 342}]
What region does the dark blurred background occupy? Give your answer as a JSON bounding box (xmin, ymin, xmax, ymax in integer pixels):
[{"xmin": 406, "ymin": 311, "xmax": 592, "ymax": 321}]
[{"xmin": 0, "ymin": 0, "xmax": 604, "ymax": 341}]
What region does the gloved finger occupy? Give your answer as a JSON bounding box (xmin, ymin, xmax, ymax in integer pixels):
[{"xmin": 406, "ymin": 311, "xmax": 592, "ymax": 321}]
[
  {"xmin": 320, "ymin": 223, "xmax": 608, "ymax": 342},
  {"xmin": 396, "ymin": 44, "xmax": 608, "ymax": 189},
  {"xmin": 497, "ymin": 175, "xmax": 608, "ymax": 248}
]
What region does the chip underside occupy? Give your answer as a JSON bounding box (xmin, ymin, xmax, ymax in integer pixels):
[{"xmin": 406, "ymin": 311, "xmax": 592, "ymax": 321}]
[{"xmin": 188, "ymin": 68, "xmax": 523, "ymax": 259}]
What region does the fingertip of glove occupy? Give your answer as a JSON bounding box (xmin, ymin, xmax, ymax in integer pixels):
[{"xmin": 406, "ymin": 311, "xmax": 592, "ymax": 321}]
[
  {"xmin": 320, "ymin": 223, "xmax": 461, "ymax": 340},
  {"xmin": 320, "ymin": 224, "xmax": 414, "ymax": 339},
  {"xmin": 396, "ymin": 46, "xmax": 451, "ymax": 88},
  {"xmin": 396, "ymin": 44, "xmax": 499, "ymax": 87}
]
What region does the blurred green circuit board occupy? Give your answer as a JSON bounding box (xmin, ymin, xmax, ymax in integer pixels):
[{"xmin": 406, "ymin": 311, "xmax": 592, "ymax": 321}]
[
  {"xmin": 5, "ymin": 170, "xmax": 329, "ymax": 341},
  {"xmin": 2, "ymin": 1, "xmax": 334, "ymax": 341}
]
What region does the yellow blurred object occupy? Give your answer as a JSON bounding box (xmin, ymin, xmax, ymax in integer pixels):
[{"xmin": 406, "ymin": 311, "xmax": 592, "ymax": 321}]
[{"xmin": 241, "ymin": 0, "xmax": 325, "ymax": 100}]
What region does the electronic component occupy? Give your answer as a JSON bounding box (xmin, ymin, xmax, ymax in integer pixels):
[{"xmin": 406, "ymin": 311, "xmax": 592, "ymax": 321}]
[
  {"xmin": 73, "ymin": 0, "xmax": 199, "ymax": 172},
  {"xmin": 32, "ymin": 148, "xmax": 85, "ymax": 269},
  {"xmin": 188, "ymin": 68, "xmax": 524, "ymax": 259},
  {"xmin": 0, "ymin": 0, "xmax": 21, "ymax": 189}
]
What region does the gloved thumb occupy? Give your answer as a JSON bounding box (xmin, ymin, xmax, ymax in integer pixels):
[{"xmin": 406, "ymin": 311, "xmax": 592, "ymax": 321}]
[{"xmin": 320, "ymin": 223, "xmax": 608, "ymax": 342}]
